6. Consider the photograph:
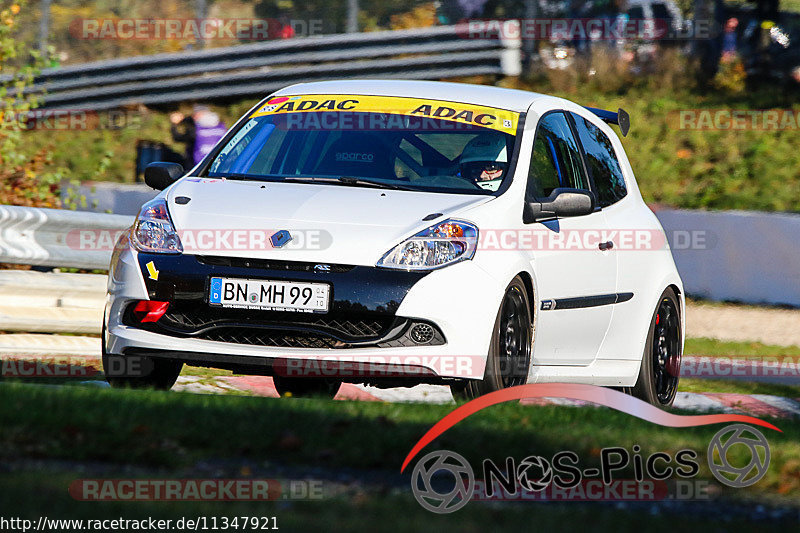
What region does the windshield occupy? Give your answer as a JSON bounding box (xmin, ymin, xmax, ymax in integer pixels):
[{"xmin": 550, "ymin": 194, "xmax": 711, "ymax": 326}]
[{"xmin": 207, "ymin": 94, "xmax": 520, "ymax": 194}]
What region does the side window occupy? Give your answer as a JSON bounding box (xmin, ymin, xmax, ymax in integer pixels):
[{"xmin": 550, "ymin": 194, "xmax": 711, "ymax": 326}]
[
  {"xmin": 526, "ymin": 112, "xmax": 589, "ymax": 200},
  {"xmin": 627, "ymin": 6, "xmax": 645, "ymax": 19},
  {"xmin": 571, "ymin": 114, "xmax": 627, "ymax": 207},
  {"xmin": 651, "ymin": 3, "xmax": 675, "ymax": 27}
]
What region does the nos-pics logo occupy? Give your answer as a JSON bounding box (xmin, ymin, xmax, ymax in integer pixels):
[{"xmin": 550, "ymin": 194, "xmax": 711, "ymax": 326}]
[{"xmin": 410, "ymin": 424, "xmax": 771, "ymax": 514}]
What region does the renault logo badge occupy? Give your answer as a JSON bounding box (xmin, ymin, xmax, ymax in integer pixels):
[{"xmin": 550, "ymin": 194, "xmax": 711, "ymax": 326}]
[{"xmin": 270, "ymin": 230, "xmax": 292, "ymax": 248}]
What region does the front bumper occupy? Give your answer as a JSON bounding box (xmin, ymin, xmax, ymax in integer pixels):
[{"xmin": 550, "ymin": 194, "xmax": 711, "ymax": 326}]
[{"xmin": 106, "ymin": 244, "xmax": 505, "ymax": 380}]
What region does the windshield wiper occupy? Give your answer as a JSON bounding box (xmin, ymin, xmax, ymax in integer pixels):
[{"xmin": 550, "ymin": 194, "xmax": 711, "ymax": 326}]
[
  {"xmin": 208, "ymin": 173, "xmax": 283, "ymax": 182},
  {"xmin": 282, "ymin": 175, "xmax": 413, "ymax": 191},
  {"xmin": 211, "ymin": 173, "xmax": 414, "ymax": 191},
  {"xmin": 336, "ymin": 176, "xmax": 413, "ymax": 190}
]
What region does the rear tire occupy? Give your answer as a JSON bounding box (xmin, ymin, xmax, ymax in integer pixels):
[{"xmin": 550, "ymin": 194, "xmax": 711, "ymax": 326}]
[
  {"xmin": 273, "ymin": 376, "xmax": 341, "ymax": 398},
  {"xmin": 630, "ymin": 288, "xmax": 681, "ymax": 407},
  {"xmin": 102, "ymin": 323, "xmax": 182, "ymax": 390},
  {"xmin": 451, "ymin": 276, "xmax": 532, "ymax": 401}
]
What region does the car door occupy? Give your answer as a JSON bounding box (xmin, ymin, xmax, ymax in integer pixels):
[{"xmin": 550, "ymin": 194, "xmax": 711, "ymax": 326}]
[
  {"xmin": 524, "ymin": 110, "xmax": 617, "ymax": 366},
  {"xmin": 570, "ymin": 110, "xmax": 651, "ymax": 362}
]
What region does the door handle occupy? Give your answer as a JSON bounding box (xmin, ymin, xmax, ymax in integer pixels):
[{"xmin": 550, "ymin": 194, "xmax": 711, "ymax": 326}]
[{"xmin": 599, "ymin": 241, "xmax": 614, "ymax": 251}]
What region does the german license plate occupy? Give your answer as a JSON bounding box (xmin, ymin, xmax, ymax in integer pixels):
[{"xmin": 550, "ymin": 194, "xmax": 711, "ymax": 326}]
[{"xmin": 208, "ymin": 277, "xmax": 330, "ymax": 313}]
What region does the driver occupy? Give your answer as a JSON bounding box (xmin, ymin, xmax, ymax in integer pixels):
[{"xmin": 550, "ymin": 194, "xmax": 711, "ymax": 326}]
[{"xmin": 458, "ymin": 133, "xmax": 509, "ymax": 191}]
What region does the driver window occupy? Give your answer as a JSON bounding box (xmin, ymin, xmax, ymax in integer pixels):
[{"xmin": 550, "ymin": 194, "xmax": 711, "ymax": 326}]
[{"xmin": 526, "ymin": 112, "xmax": 589, "ymax": 201}]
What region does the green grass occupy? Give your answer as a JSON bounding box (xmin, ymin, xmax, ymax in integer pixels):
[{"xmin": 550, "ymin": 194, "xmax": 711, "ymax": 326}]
[
  {"xmin": 784, "ymin": 0, "xmax": 800, "ymax": 12},
  {"xmin": 680, "ymin": 378, "xmax": 800, "ymax": 397},
  {"xmin": 3, "ymin": 332, "xmax": 800, "ymax": 529},
  {"xmin": 1, "ymin": 382, "xmax": 799, "ymax": 500},
  {"xmin": 685, "ymin": 338, "xmax": 800, "ymax": 358},
  {"xmin": 5, "ymin": 471, "xmax": 793, "ymax": 532},
  {"xmin": 181, "ymin": 365, "xmax": 236, "ymax": 379}
]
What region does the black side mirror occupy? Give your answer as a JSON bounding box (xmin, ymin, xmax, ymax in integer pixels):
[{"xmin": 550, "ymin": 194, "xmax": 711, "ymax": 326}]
[
  {"xmin": 523, "ymin": 188, "xmax": 596, "ymax": 223},
  {"xmin": 144, "ymin": 162, "xmax": 184, "ymax": 191}
]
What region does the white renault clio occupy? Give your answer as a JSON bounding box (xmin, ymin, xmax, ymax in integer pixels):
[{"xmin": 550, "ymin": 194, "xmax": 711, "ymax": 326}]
[{"xmin": 104, "ymin": 80, "xmax": 684, "ymax": 407}]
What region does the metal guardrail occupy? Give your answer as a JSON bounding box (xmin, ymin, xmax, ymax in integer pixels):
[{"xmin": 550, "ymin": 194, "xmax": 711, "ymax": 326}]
[
  {"xmin": 26, "ymin": 24, "xmax": 522, "ymax": 111},
  {"xmin": 0, "ymin": 205, "xmax": 132, "ymax": 270}
]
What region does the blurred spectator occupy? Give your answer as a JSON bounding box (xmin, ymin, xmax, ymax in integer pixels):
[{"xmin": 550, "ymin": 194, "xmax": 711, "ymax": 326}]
[
  {"xmin": 276, "ymin": 15, "xmax": 296, "ymax": 38},
  {"xmin": 170, "ymin": 106, "xmax": 227, "ymax": 169},
  {"xmin": 721, "ymin": 17, "xmax": 739, "ymax": 63}
]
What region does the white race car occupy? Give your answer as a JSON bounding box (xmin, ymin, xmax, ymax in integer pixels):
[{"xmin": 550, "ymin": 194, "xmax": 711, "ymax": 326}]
[{"xmin": 104, "ymin": 80, "xmax": 684, "ymax": 406}]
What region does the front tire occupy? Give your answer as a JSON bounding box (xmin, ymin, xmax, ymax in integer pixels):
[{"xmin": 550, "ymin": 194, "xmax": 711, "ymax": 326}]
[
  {"xmin": 451, "ymin": 276, "xmax": 532, "ymax": 401},
  {"xmin": 630, "ymin": 288, "xmax": 682, "ymax": 407},
  {"xmin": 102, "ymin": 352, "xmax": 183, "ymax": 390},
  {"xmin": 102, "ymin": 322, "xmax": 182, "ymax": 390}
]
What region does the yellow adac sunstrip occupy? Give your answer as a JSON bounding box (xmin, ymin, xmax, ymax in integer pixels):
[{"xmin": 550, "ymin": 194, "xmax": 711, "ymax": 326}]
[{"xmin": 251, "ymin": 94, "xmax": 519, "ymax": 134}]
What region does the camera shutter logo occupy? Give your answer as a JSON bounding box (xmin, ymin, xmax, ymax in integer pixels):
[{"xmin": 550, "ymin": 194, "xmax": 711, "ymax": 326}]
[
  {"xmin": 410, "ymin": 450, "xmax": 474, "ymax": 514},
  {"xmin": 707, "ymin": 424, "xmax": 770, "ymax": 488},
  {"xmin": 516, "ymin": 455, "xmax": 553, "ymax": 492}
]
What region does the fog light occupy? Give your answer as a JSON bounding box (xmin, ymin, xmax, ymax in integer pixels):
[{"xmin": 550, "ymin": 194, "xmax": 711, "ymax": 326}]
[
  {"xmin": 410, "ymin": 323, "xmax": 435, "ymax": 344},
  {"xmin": 132, "ymin": 300, "xmax": 170, "ymax": 323}
]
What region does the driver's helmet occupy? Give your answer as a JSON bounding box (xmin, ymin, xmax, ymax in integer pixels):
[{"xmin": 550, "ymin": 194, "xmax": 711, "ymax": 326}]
[{"xmin": 459, "ymin": 133, "xmax": 509, "ymax": 191}]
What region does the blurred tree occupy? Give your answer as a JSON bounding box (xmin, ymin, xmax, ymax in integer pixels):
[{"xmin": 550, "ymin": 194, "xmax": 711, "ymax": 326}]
[
  {"xmin": 389, "ymin": 2, "xmax": 436, "ymax": 29},
  {"xmin": 0, "ymin": 0, "xmax": 65, "ymax": 207},
  {"xmin": 253, "ymin": 0, "xmax": 435, "ymax": 34},
  {"xmin": 47, "ymin": 0, "xmax": 208, "ymax": 63}
]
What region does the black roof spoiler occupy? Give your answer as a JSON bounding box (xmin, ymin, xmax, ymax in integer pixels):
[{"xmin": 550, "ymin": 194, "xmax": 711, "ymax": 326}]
[{"xmin": 584, "ymin": 107, "xmax": 630, "ymax": 137}]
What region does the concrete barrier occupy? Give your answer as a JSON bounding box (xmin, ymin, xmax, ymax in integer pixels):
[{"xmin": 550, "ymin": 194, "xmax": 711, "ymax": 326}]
[
  {"xmin": 0, "ymin": 271, "xmax": 106, "ymax": 334},
  {"xmin": 655, "ymin": 208, "xmax": 800, "ymax": 307}
]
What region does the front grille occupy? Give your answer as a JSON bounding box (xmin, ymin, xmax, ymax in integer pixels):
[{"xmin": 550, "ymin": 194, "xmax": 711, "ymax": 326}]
[
  {"xmin": 125, "ymin": 302, "xmax": 446, "ymax": 349},
  {"xmin": 159, "ymin": 307, "xmax": 392, "ymax": 340},
  {"xmin": 196, "ymin": 255, "xmax": 354, "ymax": 273},
  {"xmin": 198, "ymin": 327, "xmax": 347, "ymax": 349}
]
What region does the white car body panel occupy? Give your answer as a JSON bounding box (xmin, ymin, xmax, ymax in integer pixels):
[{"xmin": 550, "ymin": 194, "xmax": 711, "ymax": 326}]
[{"xmin": 164, "ymin": 178, "xmax": 492, "ymax": 266}]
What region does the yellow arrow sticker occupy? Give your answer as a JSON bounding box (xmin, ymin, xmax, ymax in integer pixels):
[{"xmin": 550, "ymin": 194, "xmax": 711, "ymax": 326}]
[{"xmin": 145, "ymin": 261, "xmax": 159, "ymax": 281}]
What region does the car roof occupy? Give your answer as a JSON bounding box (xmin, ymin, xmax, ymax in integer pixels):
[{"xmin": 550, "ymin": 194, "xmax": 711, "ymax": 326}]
[{"xmin": 271, "ymin": 80, "xmax": 546, "ymax": 113}]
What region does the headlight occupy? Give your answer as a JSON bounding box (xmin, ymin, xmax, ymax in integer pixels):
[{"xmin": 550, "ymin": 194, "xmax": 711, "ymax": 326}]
[
  {"xmin": 131, "ymin": 198, "xmax": 183, "ymax": 254},
  {"xmin": 377, "ymin": 219, "xmax": 478, "ymax": 271}
]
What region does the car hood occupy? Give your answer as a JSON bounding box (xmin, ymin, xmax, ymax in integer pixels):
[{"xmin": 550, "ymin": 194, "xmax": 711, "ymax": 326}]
[{"xmin": 165, "ymin": 178, "xmax": 492, "ymax": 266}]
